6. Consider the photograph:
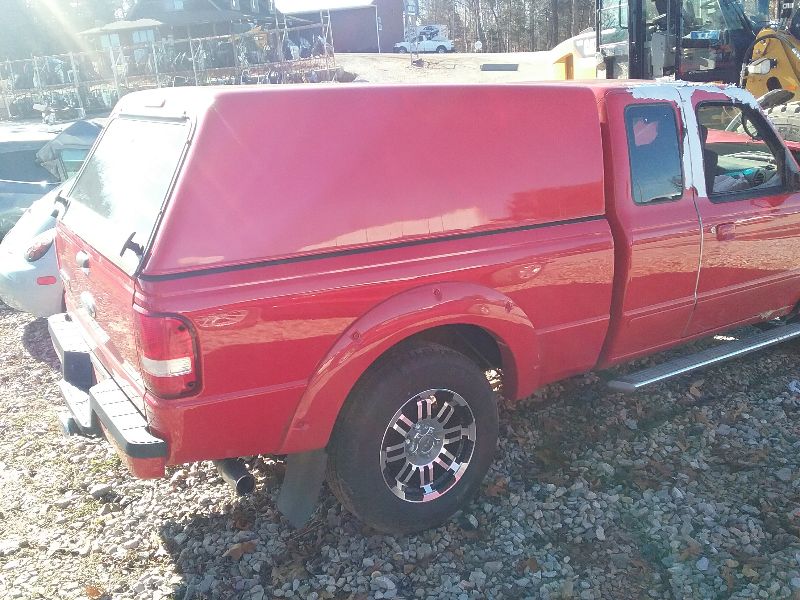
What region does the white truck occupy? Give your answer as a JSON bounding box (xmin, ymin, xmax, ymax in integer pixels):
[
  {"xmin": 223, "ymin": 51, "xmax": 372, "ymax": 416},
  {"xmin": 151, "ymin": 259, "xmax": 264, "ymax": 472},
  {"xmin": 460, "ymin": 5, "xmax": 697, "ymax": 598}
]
[{"xmin": 394, "ymin": 24, "xmax": 455, "ymax": 53}]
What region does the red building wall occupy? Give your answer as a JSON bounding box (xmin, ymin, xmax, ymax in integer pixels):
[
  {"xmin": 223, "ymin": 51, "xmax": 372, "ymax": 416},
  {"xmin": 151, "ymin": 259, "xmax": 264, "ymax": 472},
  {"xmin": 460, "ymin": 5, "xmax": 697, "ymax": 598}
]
[
  {"xmin": 377, "ymin": 0, "xmax": 404, "ymax": 52},
  {"xmin": 328, "ymin": 0, "xmax": 403, "ymax": 53}
]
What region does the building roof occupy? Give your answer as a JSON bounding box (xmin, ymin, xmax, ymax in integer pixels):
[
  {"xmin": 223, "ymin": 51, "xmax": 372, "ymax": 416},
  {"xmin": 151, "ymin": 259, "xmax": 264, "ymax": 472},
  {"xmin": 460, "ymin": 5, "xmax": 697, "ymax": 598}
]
[
  {"xmin": 80, "ymin": 18, "xmax": 164, "ymax": 36},
  {"xmin": 126, "ymin": 0, "xmax": 263, "ymax": 27},
  {"xmin": 149, "ymin": 8, "xmax": 255, "ymax": 26},
  {"xmin": 274, "ymin": 0, "xmax": 375, "ymax": 14}
]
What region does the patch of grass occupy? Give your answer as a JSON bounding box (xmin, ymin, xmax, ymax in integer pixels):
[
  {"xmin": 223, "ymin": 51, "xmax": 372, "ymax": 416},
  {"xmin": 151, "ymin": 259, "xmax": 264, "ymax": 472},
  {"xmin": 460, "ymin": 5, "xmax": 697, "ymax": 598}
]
[{"xmin": 87, "ymin": 454, "xmax": 122, "ymax": 476}]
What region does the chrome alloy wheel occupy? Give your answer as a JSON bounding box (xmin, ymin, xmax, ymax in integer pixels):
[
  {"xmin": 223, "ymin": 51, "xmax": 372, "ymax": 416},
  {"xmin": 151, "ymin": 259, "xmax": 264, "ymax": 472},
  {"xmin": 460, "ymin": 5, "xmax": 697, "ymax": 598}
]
[{"xmin": 380, "ymin": 388, "xmax": 477, "ymax": 502}]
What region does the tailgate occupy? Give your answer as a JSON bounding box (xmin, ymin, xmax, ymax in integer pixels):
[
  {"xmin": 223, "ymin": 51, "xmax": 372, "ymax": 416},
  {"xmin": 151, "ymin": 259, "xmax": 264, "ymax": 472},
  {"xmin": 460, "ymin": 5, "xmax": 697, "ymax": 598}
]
[
  {"xmin": 57, "ymin": 116, "xmax": 191, "ymax": 409},
  {"xmin": 58, "ymin": 224, "xmax": 145, "ymax": 409}
]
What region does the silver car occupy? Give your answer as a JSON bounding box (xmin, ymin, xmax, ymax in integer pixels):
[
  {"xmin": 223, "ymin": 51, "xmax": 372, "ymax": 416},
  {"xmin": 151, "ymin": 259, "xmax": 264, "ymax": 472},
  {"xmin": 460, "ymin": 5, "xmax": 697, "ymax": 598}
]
[
  {"xmin": 0, "ymin": 186, "xmax": 62, "ymax": 317},
  {"xmin": 0, "ymin": 120, "xmax": 102, "ymax": 317},
  {"xmin": 0, "ymin": 137, "xmax": 58, "ymax": 239},
  {"xmin": 0, "ymin": 119, "xmax": 102, "ymax": 240}
]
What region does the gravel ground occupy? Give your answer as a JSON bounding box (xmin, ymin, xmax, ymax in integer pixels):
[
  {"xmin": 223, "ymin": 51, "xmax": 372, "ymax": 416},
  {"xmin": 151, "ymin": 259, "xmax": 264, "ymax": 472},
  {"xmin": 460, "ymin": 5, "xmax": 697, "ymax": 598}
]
[{"xmin": 2, "ymin": 301, "xmax": 800, "ymax": 600}]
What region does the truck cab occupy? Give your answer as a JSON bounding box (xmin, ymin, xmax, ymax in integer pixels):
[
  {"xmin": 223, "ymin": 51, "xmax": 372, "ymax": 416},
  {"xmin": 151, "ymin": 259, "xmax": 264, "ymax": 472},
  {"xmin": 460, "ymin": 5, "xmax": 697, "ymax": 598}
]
[
  {"xmin": 590, "ymin": 82, "xmax": 800, "ymax": 366},
  {"xmin": 394, "ymin": 34, "xmax": 455, "ymax": 54}
]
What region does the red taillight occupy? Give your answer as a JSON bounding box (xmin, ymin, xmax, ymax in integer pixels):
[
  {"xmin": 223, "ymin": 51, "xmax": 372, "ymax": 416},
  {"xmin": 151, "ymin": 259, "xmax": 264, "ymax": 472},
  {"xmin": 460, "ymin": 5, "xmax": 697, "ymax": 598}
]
[
  {"xmin": 133, "ymin": 308, "xmax": 200, "ymax": 399},
  {"xmin": 25, "ymin": 229, "xmax": 54, "ymax": 262}
]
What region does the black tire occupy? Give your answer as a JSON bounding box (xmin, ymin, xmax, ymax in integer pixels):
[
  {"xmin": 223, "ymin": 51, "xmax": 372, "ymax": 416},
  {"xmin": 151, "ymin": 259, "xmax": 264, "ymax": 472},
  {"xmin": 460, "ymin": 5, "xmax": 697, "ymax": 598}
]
[
  {"xmin": 397, "ymin": 47, "xmax": 409, "ymax": 54},
  {"xmin": 326, "ymin": 342, "xmax": 498, "ymax": 534},
  {"xmin": 436, "ymin": 46, "xmax": 448, "ymax": 53},
  {"xmin": 764, "ymin": 101, "xmax": 800, "ymax": 143}
]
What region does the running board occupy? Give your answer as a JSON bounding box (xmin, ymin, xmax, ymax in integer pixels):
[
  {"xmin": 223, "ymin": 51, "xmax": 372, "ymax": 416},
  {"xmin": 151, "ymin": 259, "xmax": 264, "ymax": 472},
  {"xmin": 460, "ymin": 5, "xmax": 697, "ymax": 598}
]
[{"xmin": 607, "ymin": 322, "xmax": 800, "ymax": 393}]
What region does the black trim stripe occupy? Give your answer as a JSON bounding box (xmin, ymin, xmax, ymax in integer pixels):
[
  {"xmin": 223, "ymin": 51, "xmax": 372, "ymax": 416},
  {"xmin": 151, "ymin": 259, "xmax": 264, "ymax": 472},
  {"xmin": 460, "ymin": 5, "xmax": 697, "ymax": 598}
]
[{"xmin": 139, "ymin": 214, "xmax": 606, "ymax": 282}]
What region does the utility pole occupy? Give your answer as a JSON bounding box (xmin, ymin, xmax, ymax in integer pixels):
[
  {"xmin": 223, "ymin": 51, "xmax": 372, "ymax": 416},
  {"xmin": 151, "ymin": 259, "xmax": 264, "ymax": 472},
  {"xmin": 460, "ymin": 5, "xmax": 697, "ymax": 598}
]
[{"xmin": 404, "ymin": 0, "xmax": 420, "ymax": 63}]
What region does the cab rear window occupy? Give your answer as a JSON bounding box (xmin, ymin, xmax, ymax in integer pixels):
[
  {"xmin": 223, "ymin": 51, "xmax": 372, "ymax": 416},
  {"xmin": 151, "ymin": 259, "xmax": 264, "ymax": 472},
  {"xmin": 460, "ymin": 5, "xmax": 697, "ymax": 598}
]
[
  {"xmin": 624, "ymin": 103, "xmax": 683, "ymax": 205},
  {"xmin": 64, "ymin": 117, "xmax": 189, "ymax": 274}
]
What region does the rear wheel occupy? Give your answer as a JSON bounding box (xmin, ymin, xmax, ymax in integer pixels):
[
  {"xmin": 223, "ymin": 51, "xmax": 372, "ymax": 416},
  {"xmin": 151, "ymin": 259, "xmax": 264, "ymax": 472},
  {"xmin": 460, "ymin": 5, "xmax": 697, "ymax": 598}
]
[
  {"xmin": 326, "ymin": 342, "xmax": 498, "ymax": 534},
  {"xmin": 436, "ymin": 46, "xmax": 448, "ymax": 53},
  {"xmin": 764, "ymin": 101, "xmax": 800, "ymax": 143}
]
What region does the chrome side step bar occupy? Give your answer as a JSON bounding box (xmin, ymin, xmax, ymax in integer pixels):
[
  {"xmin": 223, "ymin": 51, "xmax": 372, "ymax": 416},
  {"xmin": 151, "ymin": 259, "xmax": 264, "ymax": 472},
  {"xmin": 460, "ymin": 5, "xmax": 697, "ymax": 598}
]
[{"xmin": 608, "ymin": 322, "xmax": 800, "ymax": 393}]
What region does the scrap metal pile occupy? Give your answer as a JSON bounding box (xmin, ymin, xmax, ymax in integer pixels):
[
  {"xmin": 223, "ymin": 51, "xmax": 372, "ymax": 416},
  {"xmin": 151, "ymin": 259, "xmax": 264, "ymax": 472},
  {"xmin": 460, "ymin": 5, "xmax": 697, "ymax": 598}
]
[{"xmin": 0, "ymin": 22, "xmax": 336, "ymax": 122}]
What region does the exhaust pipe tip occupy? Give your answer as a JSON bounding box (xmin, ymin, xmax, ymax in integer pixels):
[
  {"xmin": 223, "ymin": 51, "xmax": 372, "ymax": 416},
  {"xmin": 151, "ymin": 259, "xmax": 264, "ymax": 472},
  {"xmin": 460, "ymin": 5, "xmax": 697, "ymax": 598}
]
[
  {"xmin": 213, "ymin": 458, "xmax": 256, "ymax": 496},
  {"xmin": 58, "ymin": 411, "xmax": 80, "ymax": 437}
]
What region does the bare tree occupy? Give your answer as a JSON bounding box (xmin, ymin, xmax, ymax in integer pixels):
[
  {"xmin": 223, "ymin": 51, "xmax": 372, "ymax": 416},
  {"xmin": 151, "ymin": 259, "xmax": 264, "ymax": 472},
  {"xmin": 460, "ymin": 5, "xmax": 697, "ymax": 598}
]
[{"xmin": 420, "ymin": 0, "xmax": 590, "ymax": 54}]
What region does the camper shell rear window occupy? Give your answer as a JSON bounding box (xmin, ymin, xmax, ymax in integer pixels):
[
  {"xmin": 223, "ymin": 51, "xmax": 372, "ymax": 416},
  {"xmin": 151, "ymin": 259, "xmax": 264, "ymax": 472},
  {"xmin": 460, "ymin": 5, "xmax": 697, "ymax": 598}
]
[{"xmin": 63, "ymin": 116, "xmax": 190, "ymax": 274}]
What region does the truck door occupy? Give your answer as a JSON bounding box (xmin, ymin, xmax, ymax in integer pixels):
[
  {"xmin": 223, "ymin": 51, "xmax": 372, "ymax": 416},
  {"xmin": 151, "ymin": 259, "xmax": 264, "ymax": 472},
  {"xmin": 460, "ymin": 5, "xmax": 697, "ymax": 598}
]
[
  {"xmin": 678, "ymin": 0, "xmax": 755, "ymax": 84},
  {"xmin": 597, "ymin": 0, "xmax": 681, "ymax": 78},
  {"xmin": 596, "ymin": 0, "xmax": 755, "ymax": 83},
  {"xmin": 599, "ymin": 89, "xmax": 703, "ymax": 365},
  {"xmin": 597, "ymin": 0, "xmax": 640, "ymax": 78},
  {"xmin": 681, "ymin": 88, "xmax": 800, "ymax": 335}
]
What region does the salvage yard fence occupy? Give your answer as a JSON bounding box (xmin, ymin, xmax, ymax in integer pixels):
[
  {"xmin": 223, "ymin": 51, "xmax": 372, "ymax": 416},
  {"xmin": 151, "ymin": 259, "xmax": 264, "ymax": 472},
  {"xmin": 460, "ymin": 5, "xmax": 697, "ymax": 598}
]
[{"xmin": 0, "ymin": 17, "xmax": 337, "ymax": 122}]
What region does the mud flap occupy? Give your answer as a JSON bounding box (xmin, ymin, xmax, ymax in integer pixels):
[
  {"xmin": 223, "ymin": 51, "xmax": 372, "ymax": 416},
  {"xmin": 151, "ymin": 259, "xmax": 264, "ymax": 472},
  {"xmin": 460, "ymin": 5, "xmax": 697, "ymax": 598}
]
[{"xmin": 277, "ymin": 449, "xmax": 328, "ymax": 528}]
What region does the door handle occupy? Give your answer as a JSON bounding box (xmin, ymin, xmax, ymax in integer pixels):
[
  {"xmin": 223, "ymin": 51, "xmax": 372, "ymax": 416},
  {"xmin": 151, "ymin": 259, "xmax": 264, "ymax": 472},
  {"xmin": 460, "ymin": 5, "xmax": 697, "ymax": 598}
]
[
  {"xmin": 711, "ymin": 222, "xmax": 736, "ymax": 241},
  {"xmin": 75, "ymin": 250, "xmax": 90, "ymax": 271}
]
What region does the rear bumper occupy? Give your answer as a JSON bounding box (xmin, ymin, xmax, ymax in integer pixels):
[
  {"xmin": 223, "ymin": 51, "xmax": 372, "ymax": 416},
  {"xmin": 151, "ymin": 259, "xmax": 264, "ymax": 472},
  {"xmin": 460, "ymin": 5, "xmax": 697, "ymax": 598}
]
[{"xmin": 48, "ymin": 312, "xmax": 167, "ymax": 478}]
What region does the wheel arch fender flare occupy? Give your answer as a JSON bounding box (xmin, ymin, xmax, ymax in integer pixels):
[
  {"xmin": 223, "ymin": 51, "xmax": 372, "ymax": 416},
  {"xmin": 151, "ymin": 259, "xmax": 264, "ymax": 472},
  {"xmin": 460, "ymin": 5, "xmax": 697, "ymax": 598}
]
[{"xmin": 278, "ymin": 282, "xmax": 540, "ymax": 453}]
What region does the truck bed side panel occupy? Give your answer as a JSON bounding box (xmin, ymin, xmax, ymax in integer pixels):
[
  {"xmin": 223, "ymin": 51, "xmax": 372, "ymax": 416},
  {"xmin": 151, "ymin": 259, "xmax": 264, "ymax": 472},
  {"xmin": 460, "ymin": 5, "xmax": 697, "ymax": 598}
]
[{"xmin": 139, "ymin": 219, "xmax": 613, "ymax": 462}]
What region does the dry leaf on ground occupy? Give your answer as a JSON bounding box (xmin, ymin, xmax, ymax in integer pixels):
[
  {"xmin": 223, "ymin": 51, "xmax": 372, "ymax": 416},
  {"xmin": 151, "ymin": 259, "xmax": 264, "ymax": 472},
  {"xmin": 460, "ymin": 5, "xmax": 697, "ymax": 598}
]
[{"xmin": 222, "ymin": 540, "xmax": 257, "ymax": 561}]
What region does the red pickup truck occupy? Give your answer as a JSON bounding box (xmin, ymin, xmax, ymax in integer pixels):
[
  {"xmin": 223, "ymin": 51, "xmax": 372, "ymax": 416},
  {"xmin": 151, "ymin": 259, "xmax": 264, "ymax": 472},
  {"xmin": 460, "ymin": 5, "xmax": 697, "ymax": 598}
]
[{"xmin": 48, "ymin": 81, "xmax": 800, "ymax": 534}]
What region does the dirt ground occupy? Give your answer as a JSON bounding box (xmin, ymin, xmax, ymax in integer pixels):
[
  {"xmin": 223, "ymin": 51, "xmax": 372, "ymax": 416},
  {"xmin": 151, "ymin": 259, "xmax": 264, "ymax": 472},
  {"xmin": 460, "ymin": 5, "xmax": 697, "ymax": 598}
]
[{"xmin": 336, "ymin": 52, "xmax": 560, "ymax": 84}]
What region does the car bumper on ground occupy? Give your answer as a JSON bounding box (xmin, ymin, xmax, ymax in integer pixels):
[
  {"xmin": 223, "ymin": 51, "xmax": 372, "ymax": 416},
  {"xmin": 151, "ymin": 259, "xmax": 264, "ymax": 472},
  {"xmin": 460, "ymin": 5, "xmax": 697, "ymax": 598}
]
[
  {"xmin": 0, "ymin": 248, "xmax": 63, "ymax": 317},
  {"xmin": 48, "ymin": 312, "xmax": 167, "ymax": 479}
]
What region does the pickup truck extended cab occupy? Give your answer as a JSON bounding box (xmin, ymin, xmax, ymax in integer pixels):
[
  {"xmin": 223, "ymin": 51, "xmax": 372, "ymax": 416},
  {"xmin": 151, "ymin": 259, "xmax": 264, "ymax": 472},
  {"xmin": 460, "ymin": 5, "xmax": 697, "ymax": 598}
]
[
  {"xmin": 49, "ymin": 81, "xmax": 800, "ymax": 534},
  {"xmin": 394, "ymin": 36, "xmax": 455, "ymax": 53}
]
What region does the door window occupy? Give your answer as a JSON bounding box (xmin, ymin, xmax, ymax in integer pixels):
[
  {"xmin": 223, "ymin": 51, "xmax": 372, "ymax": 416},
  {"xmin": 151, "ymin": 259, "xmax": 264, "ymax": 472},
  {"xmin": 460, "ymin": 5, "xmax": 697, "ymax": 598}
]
[
  {"xmin": 59, "ymin": 148, "xmax": 90, "ymax": 179},
  {"xmin": 696, "ymin": 103, "xmax": 784, "ymax": 199},
  {"xmin": 599, "ymin": 0, "xmax": 629, "ymax": 45},
  {"xmin": 132, "ymin": 29, "xmax": 155, "ymax": 45},
  {"xmin": 624, "ymin": 103, "xmax": 684, "ymax": 204}
]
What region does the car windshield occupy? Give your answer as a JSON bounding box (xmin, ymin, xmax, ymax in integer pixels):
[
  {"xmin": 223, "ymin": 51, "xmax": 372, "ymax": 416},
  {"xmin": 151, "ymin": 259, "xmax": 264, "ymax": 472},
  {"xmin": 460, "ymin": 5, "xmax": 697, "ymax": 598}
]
[{"xmin": 683, "ymin": 0, "xmax": 751, "ymax": 34}]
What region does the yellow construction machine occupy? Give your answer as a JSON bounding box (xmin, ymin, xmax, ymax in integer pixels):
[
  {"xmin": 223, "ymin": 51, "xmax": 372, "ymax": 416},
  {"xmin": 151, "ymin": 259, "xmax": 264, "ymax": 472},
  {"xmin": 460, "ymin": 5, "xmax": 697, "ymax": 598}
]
[{"xmin": 535, "ymin": 0, "xmax": 800, "ymax": 139}]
